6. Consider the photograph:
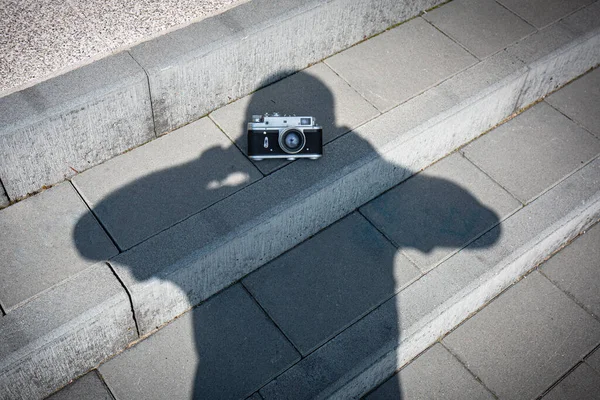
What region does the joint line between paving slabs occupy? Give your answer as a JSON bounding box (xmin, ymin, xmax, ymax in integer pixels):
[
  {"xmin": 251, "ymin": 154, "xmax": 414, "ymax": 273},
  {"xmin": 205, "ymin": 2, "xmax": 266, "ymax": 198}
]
[
  {"xmin": 69, "ymin": 180, "xmax": 123, "ymax": 252},
  {"xmin": 127, "ymin": 50, "xmax": 158, "ymax": 138},
  {"xmin": 421, "ymin": 17, "xmax": 481, "ymax": 61},
  {"xmin": 544, "ymin": 100, "xmax": 600, "ymax": 141},
  {"xmin": 94, "ymin": 369, "xmax": 118, "ymax": 400},
  {"xmin": 106, "ymin": 261, "xmax": 141, "ymax": 338},
  {"xmin": 239, "ymin": 282, "xmax": 303, "ymax": 356},
  {"xmin": 439, "ymin": 341, "xmax": 501, "ymax": 399}
]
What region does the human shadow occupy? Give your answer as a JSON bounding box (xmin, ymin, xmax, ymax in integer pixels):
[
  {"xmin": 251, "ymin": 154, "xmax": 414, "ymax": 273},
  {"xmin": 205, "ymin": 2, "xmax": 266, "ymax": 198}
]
[{"xmin": 73, "ymin": 70, "xmax": 501, "ymax": 399}]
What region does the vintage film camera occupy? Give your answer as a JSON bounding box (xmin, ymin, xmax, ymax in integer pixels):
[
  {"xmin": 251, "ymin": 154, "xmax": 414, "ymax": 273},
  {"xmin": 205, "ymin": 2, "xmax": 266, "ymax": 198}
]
[{"xmin": 247, "ymin": 113, "xmax": 323, "ymax": 161}]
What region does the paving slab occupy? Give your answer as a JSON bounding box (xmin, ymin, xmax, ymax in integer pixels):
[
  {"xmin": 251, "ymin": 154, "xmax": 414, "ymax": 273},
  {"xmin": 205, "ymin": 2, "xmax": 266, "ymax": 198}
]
[
  {"xmin": 0, "ymin": 263, "xmax": 136, "ymax": 400},
  {"xmin": 560, "ymin": 0, "xmax": 600, "ymax": 35},
  {"xmin": 541, "ymin": 222, "xmax": 600, "ymax": 317},
  {"xmin": 587, "ymin": 348, "xmax": 600, "ymax": 373},
  {"xmin": 506, "ymin": 22, "xmax": 577, "ymax": 65},
  {"xmin": 72, "ymin": 117, "xmax": 261, "ymax": 250},
  {"xmin": 542, "ymin": 363, "xmax": 600, "ymax": 400},
  {"xmin": 99, "ymin": 284, "xmax": 299, "ymax": 400},
  {"xmin": 497, "ymin": 0, "xmax": 593, "ymax": 29},
  {"xmin": 443, "ymin": 272, "xmax": 600, "ymax": 400},
  {"xmin": 0, "ymin": 51, "xmax": 155, "ymax": 200},
  {"xmin": 47, "ymin": 371, "xmax": 113, "ymax": 400},
  {"xmin": 210, "ymin": 63, "xmax": 380, "ymax": 175},
  {"xmin": 423, "ymin": 0, "xmax": 535, "ymax": 59},
  {"xmin": 546, "ymin": 67, "xmax": 600, "ymax": 139},
  {"xmin": 463, "ymin": 101, "xmax": 600, "ymax": 203},
  {"xmin": 0, "ymin": 182, "xmax": 117, "ymax": 311},
  {"xmin": 360, "ymin": 153, "xmax": 520, "ymax": 272},
  {"xmin": 0, "ymin": 184, "xmax": 8, "ymax": 208},
  {"xmin": 325, "ymin": 17, "xmax": 477, "ymax": 112},
  {"xmin": 243, "ymin": 212, "xmax": 420, "ymax": 355},
  {"xmin": 365, "ymin": 344, "xmax": 494, "ymax": 400}
]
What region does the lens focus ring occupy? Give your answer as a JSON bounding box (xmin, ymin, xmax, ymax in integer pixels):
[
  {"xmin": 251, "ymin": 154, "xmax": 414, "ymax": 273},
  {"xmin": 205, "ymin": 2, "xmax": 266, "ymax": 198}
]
[{"xmin": 279, "ymin": 129, "xmax": 306, "ymax": 154}]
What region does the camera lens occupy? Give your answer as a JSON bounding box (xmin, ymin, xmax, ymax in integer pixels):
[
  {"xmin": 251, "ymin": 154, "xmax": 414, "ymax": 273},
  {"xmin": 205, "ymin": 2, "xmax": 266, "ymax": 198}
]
[{"xmin": 279, "ymin": 129, "xmax": 306, "ymax": 154}]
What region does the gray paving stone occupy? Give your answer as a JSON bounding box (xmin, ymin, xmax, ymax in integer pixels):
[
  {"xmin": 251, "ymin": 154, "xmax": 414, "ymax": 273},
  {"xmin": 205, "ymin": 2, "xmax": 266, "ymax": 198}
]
[
  {"xmin": 587, "ymin": 348, "xmax": 600, "ymax": 374},
  {"xmin": 366, "ymin": 344, "xmax": 494, "ymax": 400},
  {"xmin": 0, "ymin": 52, "xmax": 155, "ymax": 200},
  {"xmin": 0, "ymin": 182, "xmax": 117, "ymax": 310},
  {"xmin": 546, "ymin": 67, "xmax": 600, "ymax": 139},
  {"xmin": 541, "ymin": 223, "xmax": 600, "ymax": 317},
  {"xmin": 210, "ymin": 63, "xmax": 380, "ymax": 175},
  {"xmin": 512, "ymin": 17, "xmax": 600, "ymax": 111},
  {"xmin": 0, "ymin": 184, "xmax": 8, "ymax": 208},
  {"xmin": 542, "ymin": 363, "xmax": 600, "ymax": 400},
  {"xmin": 361, "ymin": 153, "xmax": 520, "ymax": 272},
  {"xmin": 0, "ymin": 263, "xmax": 136, "ymax": 400},
  {"xmin": 463, "ymin": 101, "xmax": 600, "ymax": 203},
  {"xmin": 99, "ymin": 284, "xmax": 299, "ymax": 400},
  {"xmin": 325, "ymin": 17, "xmax": 477, "ymax": 112},
  {"xmin": 444, "ymin": 272, "xmax": 600, "ymax": 400},
  {"xmin": 47, "ymin": 371, "xmax": 113, "ymax": 400},
  {"xmin": 424, "ymin": 0, "xmax": 535, "ymax": 59},
  {"xmin": 243, "ymin": 212, "xmax": 420, "ymax": 355},
  {"xmin": 498, "ymin": 0, "xmax": 593, "ymax": 29},
  {"xmin": 72, "ymin": 117, "xmax": 261, "ymax": 250},
  {"xmin": 131, "ymin": 0, "xmax": 439, "ymax": 134},
  {"xmin": 561, "ymin": 0, "xmax": 600, "ymax": 35},
  {"xmin": 506, "ymin": 22, "xmax": 577, "ymax": 65}
]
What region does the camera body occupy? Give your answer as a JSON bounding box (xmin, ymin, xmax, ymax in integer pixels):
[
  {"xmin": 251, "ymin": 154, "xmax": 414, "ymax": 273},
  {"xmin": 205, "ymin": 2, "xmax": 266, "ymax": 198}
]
[{"xmin": 247, "ymin": 113, "xmax": 323, "ymax": 161}]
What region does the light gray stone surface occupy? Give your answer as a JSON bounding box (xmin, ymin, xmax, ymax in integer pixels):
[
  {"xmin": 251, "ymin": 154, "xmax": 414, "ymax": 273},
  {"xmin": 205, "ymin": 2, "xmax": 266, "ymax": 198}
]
[
  {"xmin": 243, "ymin": 212, "xmax": 420, "ymax": 355},
  {"xmin": 587, "ymin": 348, "xmax": 600, "ymax": 373},
  {"xmin": 99, "ymin": 284, "xmax": 299, "ymax": 400},
  {"xmin": 0, "ymin": 183, "xmax": 8, "ymax": 208},
  {"xmin": 0, "ymin": 52, "xmax": 155, "ymax": 200},
  {"xmin": 0, "ymin": 264, "xmax": 136, "ymax": 400},
  {"xmin": 498, "ymin": 0, "xmax": 593, "ymax": 29},
  {"xmin": 365, "ymin": 344, "xmax": 494, "ymax": 400},
  {"xmin": 511, "ymin": 9, "xmax": 600, "ymax": 110},
  {"xmin": 131, "ymin": 0, "xmax": 442, "ymax": 134},
  {"xmin": 560, "ymin": 0, "xmax": 600, "ymax": 35},
  {"xmin": 325, "ymin": 17, "xmax": 477, "ymax": 112},
  {"xmin": 542, "ymin": 363, "xmax": 600, "ymax": 400},
  {"xmin": 47, "ymin": 371, "xmax": 113, "ymax": 400},
  {"xmin": 423, "ymin": 0, "xmax": 535, "ymax": 59},
  {"xmin": 0, "ymin": 0, "xmax": 242, "ymax": 95},
  {"xmin": 463, "ymin": 101, "xmax": 600, "ymax": 203},
  {"xmin": 0, "ymin": 182, "xmax": 117, "ymax": 310},
  {"xmin": 541, "ymin": 223, "xmax": 600, "ymax": 316},
  {"xmin": 443, "ymin": 272, "xmax": 600, "ymax": 400},
  {"xmin": 546, "ymin": 67, "xmax": 600, "ymax": 139},
  {"xmin": 506, "ymin": 22, "xmax": 577, "ymax": 65},
  {"xmin": 260, "ymin": 156, "xmax": 600, "ymax": 399},
  {"xmin": 210, "ymin": 63, "xmax": 380, "ymax": 175},
  {"xmin": 72, "ymin": 117, "xmax": 261, "ymax": 250},
  {"xmin": 361, "ymin": 153, "xmax": 520, "ymax": 272}
]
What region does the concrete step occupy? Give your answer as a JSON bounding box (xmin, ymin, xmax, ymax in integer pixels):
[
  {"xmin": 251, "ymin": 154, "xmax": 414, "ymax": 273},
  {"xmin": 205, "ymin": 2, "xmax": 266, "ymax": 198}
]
[
  {"xmin": 1, "ymin": 0, "xmax": 600, "ymax": 398},
  {"xmin": 0, "ymin": 0, "xmax": 442, "ymax": 203}
]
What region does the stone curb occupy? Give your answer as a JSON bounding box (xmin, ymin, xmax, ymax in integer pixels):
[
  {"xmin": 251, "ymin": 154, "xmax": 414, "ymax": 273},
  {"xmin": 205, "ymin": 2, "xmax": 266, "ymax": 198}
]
[{"xmin": 0, "ymin": 0, "xmax": 442, "ymax": 204}]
